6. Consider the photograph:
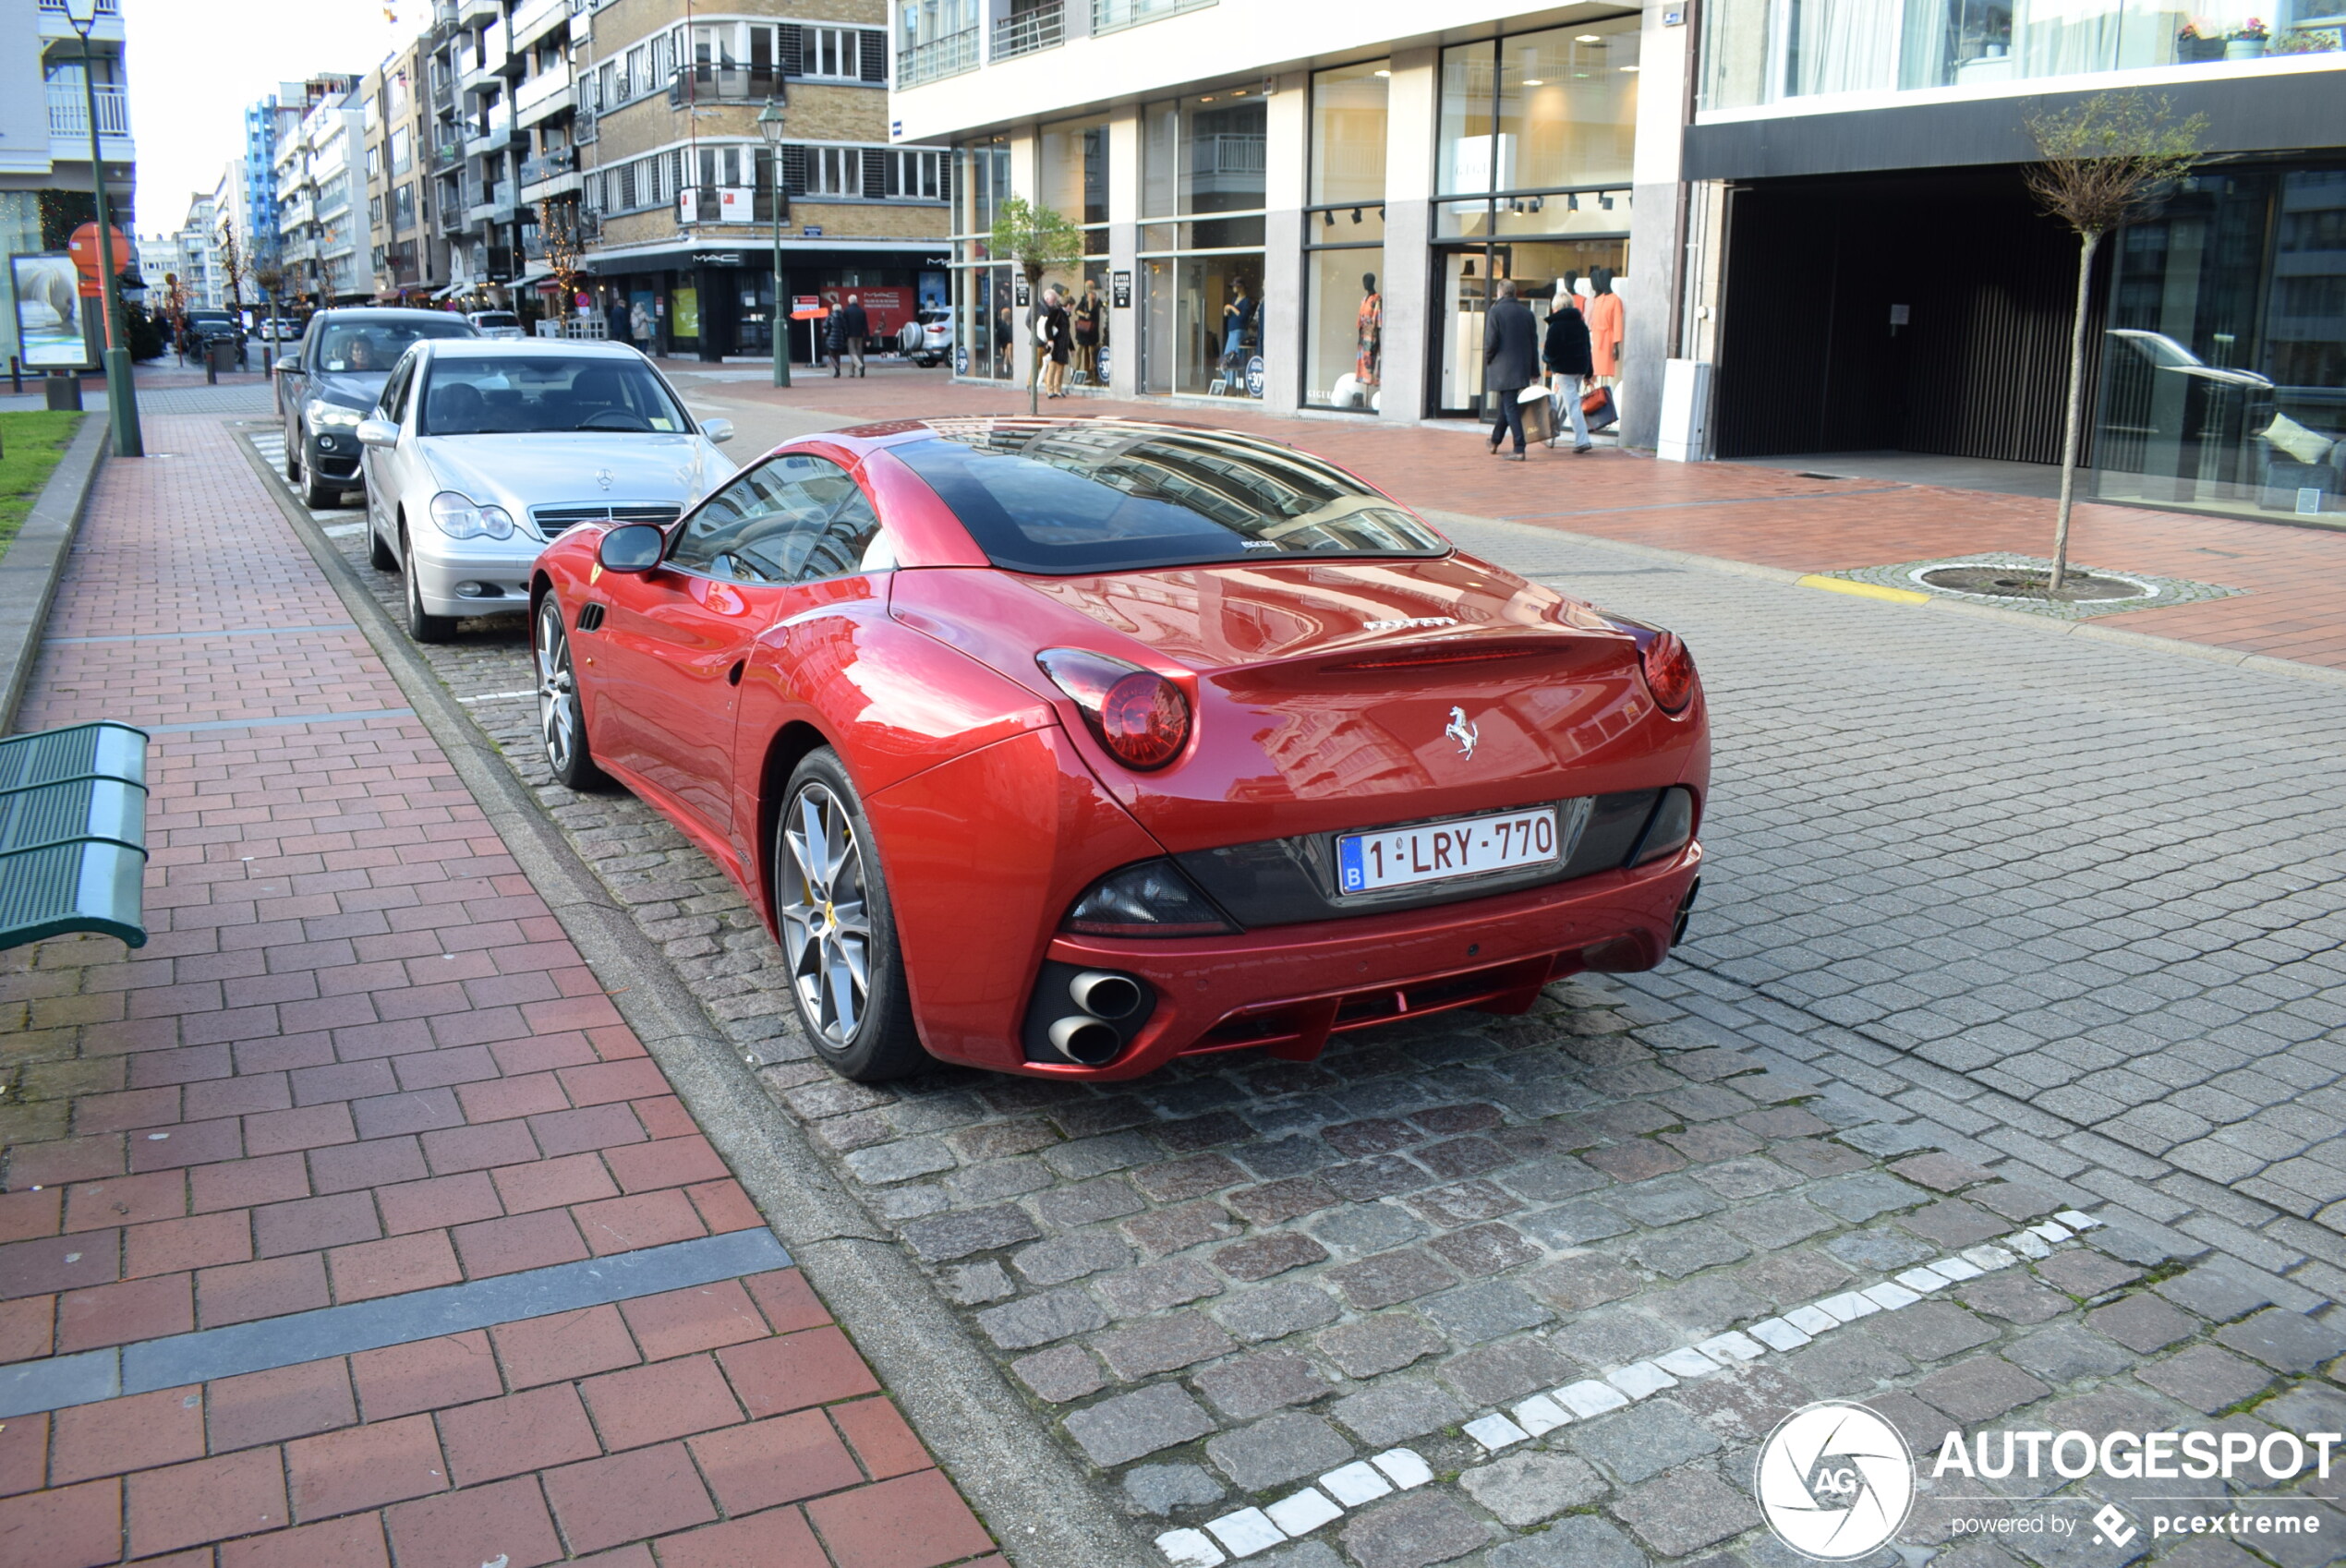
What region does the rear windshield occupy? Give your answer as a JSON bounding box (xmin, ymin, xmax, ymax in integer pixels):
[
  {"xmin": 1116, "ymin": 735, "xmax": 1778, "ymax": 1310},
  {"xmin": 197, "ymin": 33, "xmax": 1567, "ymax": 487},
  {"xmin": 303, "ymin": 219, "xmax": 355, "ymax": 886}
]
[
  {"xmin": 420, "ymin": 354, "xmax": 688, "ymax": 437},
  {"xmin": 313, "ymin": 315, "xmax": 476, "ymax": 373},
  {"xmin": 473, "ymin": 312, "xmax": 520, "ymax": 328},
  {"xmin": 890, "ymin": 423, "xmax": 1445, "ymax": 575}
]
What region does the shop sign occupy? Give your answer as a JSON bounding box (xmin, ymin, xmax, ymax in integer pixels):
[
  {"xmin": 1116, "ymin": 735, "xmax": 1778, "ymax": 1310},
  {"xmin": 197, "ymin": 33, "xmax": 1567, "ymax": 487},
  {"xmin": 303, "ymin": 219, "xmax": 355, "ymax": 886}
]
[
  {"xmin": 694, "ymin": 253, "xmax": 742, "ymax": 266},
  {"xmin": 791, "ymin": 295, "xmax": 828, "ymax": 320},
  {"xmin": 718, "ymin": 187, "xmax": 754, "ymax": 223},
  {"xmin": 1246, "ymin": 356, "xmax": 1266, "ymax": 399},
  {"xmin": 802, "ymin": 225, "xmax": 824, "ymax": 237},
  {"xmin": 1013, "ymin": 278, "xmax": 1030, "ymax": 308},
  {"xmin": 1111, "ymin": 270, "xmax": 1131, "ymax": 309},
  {"xmin": 678, "ymin": 188, "xmax": 700, "ymax": 223}
]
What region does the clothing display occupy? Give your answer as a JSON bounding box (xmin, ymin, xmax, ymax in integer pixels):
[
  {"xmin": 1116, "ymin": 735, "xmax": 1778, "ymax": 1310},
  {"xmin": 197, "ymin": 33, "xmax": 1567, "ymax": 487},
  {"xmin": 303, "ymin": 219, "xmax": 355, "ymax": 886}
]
[
  {"xmin": 1586, "ymin": 275, "xmax": 1625, "ymax": 380},
  {"xmin": 1356, "ymin": 275, "xmax": 1382, "ymax": 386}
]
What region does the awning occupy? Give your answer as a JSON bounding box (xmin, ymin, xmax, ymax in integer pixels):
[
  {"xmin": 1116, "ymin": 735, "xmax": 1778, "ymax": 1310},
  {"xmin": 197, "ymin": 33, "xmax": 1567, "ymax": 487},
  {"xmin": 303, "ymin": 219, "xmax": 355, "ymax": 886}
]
[{"xmin": 429, "ymin": 283, "xmax": 464, "ymax": 300}]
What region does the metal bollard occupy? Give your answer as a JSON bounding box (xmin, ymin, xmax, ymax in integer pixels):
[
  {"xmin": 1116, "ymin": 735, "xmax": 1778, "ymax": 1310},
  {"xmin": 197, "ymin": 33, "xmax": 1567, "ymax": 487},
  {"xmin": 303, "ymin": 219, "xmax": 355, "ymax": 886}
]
[
  {"xmin": 7, "ymin": 356, "xmax": 18, "ymax": 395},
  {"xmin": 206, "ymin": 351, "xmax": 218, "ymax": 386}
]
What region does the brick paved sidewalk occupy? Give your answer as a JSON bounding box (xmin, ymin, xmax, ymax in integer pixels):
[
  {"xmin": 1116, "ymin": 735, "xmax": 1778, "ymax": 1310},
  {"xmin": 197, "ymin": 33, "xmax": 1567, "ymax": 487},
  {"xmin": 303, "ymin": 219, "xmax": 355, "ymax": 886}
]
[
  {"xmin": 0, "ymin": 416, "xmax": 998, "ymax": 1568},
  {"xmin": 665, "ymin": 366, "xmax": 2346, "ymax": 671}
]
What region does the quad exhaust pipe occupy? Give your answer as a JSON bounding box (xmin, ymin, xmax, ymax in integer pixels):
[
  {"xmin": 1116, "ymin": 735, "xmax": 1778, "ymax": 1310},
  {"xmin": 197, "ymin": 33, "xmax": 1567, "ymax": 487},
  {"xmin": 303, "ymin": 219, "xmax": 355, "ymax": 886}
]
[{"xmin": 1042, "ymin": 970, "xmax": 1148, "ymax": 1065}]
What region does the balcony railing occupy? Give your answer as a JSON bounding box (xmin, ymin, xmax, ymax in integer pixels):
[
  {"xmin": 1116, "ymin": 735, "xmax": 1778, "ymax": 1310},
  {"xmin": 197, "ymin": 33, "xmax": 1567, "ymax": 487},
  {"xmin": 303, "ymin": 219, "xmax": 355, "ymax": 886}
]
[
  {"xmin": 897, "ymin": 27, "xmax": 978, "ymax": 87},
  {"xmin": 1092, "ymin": 0, "xmax": 1213, "ymax": 33},
  {"xmin": 515, "ymin": 60, "xmax": 573, "ymax": 116},
  {"xmin": 992, "ymin": 3, "xmax": 1065, "ymax": 60},
  {"xmin": 665, "ymin": 65, "xmax": 784, "ymax": 105},
  {"xmin": 518, "ymin": 148, "xmax": 576, "ymax": 186},
  {"xmin": 45, "ymin": 82, "xmax": 131, "ymax": 141}
]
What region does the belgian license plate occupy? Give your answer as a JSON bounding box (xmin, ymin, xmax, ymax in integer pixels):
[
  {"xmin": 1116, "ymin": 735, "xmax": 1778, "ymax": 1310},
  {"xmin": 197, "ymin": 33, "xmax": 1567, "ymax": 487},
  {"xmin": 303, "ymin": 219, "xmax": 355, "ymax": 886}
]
[{"xmin": 1336, "ymin": 807, "xmax": 1563, "ymax": 895}]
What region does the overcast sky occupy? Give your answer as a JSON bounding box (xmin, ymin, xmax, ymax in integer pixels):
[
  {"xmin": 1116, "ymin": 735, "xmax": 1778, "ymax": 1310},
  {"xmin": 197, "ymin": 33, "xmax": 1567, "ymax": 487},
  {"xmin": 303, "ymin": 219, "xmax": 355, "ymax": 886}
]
[{"xmin": 126, "ymin": 0, "xmax": 414, "ymax": 235}]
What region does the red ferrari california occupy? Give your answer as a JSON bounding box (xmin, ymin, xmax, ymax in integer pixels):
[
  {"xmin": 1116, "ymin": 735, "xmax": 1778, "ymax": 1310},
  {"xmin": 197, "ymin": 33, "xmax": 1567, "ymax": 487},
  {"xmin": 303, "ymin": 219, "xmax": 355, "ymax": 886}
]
[{"xmin": 530, "ymin": 418, "xmax": 1706, "ymax": 1083}]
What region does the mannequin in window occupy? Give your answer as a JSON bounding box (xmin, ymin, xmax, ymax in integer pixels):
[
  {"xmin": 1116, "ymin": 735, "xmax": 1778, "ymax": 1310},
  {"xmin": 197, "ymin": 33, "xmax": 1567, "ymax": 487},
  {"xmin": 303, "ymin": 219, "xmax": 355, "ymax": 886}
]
[
  {"xmin": 1356, "ymin": 272, "xmax": 1382, "ymax": 386},
  {"xmin": 1560, "ymin": 271, "xmax": 1584, "ymax": 313},
  {"xmin": 1586, "ymin": 267, "xmax": 1625, "ymax": 383}
]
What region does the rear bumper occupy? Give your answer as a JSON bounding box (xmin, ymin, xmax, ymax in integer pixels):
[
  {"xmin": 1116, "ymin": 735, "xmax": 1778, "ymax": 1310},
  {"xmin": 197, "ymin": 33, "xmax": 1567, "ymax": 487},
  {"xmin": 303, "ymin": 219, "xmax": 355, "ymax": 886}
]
[{"xmin": 973, "ymin": 841, "xmax": 1700, "ymax": 1080}]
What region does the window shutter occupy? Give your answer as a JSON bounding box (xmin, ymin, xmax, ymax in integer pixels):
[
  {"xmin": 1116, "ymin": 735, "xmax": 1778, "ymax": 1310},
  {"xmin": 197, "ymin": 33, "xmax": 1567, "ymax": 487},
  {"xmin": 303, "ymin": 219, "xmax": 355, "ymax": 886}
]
[
  {"xmin": 781, "ymin": 144, "xmax": 808, "ymax": 197},
  {"xmin": 778, "ymin": 24, "xmax": 803, "ymax": 78},
  {"xmin": 859, "ymin": 30, "xmax": 887, "ymax": 82},
  {"xmin": 937, "ymin": 157, "xmax": 951, "ymax": 205},
  {"xmin": 862, "ymin": 149, "xmax": 889, "ymax": 199}
]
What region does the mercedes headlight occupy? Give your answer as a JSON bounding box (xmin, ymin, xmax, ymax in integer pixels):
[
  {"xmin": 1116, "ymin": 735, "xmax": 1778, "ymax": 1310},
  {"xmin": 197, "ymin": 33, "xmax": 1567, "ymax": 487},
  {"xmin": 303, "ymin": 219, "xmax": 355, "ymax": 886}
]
[
  {"xmin": 305, "ymin": 399, "xmax": 365, "ymax": 429},
  {"xmin": 429, "ymin": 490, "xmax": 516, "ymax": 540}
]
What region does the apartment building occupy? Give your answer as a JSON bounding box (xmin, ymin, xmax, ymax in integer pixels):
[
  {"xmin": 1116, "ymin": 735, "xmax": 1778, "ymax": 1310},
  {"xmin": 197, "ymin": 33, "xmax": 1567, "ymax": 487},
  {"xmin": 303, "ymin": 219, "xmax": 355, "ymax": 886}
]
[
  {"xmin": 364, "ymin": 36, "xmax": 445, "ymax": 301},
  {"xmin": 887, "ymin": 0, "xmax": 1683, "ymax": 429},
  {"xmin": 1687, "ymin": 1, "xmax": 2346, "ymax": 525},
  {"xmin": 578, "ymin": 0, "xmax": 952, "ymax": 359},
  {"xmin": 140, "ymin": 193, "xmax": 222, "ymax": 311},
  {"xmin": 271, "ymin": 76, "xmax": 366, "ymax": 307},
  {"xmin": 0, "ymin": 0, "xmax": 135, "ymax": 368}
]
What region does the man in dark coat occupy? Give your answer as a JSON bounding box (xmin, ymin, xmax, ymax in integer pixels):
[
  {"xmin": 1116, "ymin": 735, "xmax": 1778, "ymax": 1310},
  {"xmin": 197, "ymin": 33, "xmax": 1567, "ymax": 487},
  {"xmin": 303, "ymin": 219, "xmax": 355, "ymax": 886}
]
[
  {"xmin": 840, "ymin": 293, "xmax": 870, "ymax": 377},
  {"xmin": 1542, "ymin": 293, "xmax": 1595, "ymax": 452},
  {"xmin": 1483, "ymin": 279, "xmax": 1539, "ymax": 460}
]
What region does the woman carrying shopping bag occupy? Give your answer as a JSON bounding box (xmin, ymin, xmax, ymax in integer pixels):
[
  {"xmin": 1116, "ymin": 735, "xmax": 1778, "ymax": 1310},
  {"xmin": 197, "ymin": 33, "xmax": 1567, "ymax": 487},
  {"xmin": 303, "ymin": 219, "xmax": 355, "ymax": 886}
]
[{"xmin": 1542, "ymin": 284, "xmax": 1596, "ymax": 453}]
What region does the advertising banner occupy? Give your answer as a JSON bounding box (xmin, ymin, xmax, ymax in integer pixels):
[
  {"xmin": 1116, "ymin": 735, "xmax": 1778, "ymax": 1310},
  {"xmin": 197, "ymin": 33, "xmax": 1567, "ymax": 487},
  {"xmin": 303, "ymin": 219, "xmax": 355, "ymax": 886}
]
[{"xmin": 11, "ymin": 253, "xmax": 90, "ymax": 368}]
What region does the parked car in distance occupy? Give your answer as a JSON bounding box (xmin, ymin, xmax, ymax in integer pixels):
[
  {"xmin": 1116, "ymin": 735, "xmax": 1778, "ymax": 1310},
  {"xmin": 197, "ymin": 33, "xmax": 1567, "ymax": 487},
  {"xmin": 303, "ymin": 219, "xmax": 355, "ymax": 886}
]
[
  {"xmin": 899, "ymin": 308, "xmax": 950, "ymax": 367},
  {"xmin": 527, "ymin": 418, "xmax": 1709, "ymax": 1085},
  {"xmin": 280, "ymin": 308, "xmax": 482, "ymax": 508},
  {"xmin": 355, "ymin": 339, "xmax": 734, "ymax": 643},
  {"xmin": 467, "ymin": 309, "xmax": 526, "ymax": 340},
  {"xmin": 182, "ymin": 308, "xmax": 244, "ymax": 356}
]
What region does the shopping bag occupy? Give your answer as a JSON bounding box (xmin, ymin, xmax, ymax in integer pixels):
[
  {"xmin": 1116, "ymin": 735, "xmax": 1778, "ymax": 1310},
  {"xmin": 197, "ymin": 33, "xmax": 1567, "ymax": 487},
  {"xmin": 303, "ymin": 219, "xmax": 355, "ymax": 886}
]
[
  {"xmin": 1581, "ymin": 383, "xmax": 1618, "ymax": 431},
  {"xmin": 1518, "ymin": 384, "xmax": 1555, "ymax": 446}
]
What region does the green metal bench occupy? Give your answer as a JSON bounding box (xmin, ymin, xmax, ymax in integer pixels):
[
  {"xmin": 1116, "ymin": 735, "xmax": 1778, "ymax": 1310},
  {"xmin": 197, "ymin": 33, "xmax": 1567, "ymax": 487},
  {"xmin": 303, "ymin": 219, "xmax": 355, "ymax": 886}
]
[{"xmin": 0, "ymin": 721, "xmax": 151, "ymax": 950}]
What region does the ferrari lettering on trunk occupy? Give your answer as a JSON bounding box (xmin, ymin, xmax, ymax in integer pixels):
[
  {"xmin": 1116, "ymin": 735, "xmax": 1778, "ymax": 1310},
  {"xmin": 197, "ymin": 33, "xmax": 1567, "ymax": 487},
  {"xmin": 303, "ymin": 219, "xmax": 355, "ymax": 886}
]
[{"xmin": 1337, "ymin": 806, "xmax": 1564, "ymax": 893}]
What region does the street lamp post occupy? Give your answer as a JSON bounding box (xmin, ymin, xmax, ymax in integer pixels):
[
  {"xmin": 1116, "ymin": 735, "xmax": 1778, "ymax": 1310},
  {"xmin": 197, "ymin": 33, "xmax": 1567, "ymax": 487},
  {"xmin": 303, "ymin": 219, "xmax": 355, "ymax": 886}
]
[
  {"xmin": 66, "ymin": 0, "xmax": 140, "ymax": 455},
  {"xmin": 758, "ymin": 98, "xmax": 790, "ymax": 389}
]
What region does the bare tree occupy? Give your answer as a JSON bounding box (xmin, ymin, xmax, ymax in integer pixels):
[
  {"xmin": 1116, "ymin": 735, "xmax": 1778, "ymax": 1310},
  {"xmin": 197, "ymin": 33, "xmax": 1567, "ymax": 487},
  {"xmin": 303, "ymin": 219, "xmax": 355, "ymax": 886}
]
[{"xmin": 2023, "ymin": 93, "xmax": 2207, "ymax": 590}]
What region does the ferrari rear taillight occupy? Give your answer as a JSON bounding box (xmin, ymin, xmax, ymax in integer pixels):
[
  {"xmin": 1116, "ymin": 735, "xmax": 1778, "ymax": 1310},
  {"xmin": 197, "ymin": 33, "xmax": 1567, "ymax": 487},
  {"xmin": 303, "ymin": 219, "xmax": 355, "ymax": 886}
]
[
  {"xmin": 1639, "ymin": 632, "xmax": 1697, "ymax": 713},
  {"xmin": 1064, "ymin": 861, "xmax": 1234, "ymax": 937},
  {"xmin": 1036, "ymin": 648, "xmax": 1192, "ymax": 771}
]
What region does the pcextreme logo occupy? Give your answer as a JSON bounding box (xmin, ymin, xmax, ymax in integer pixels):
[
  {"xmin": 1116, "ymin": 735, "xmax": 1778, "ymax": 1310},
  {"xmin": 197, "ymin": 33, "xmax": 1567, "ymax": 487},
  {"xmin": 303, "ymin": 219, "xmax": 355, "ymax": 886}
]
[{"xmin": 1756, "ymin": 1402, "xmax": 1915, "ymax": 1561}]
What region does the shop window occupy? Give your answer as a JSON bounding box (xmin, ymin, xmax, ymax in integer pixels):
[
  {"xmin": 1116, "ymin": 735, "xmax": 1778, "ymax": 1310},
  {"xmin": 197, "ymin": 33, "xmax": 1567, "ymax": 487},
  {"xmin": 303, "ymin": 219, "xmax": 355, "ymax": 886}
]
[
  {"xmin": 1304, "ymin": 60, "xmax": 1388, "ymax": 412},
  {"xmin": 1040, "ymin": 115, "xmax": 1110, "ymax": 229}
]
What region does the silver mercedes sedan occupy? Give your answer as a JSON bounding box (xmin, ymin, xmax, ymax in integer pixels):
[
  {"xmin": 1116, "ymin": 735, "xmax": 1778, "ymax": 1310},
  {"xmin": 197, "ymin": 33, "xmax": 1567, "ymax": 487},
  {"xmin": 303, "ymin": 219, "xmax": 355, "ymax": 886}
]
[{"xmin": 354, "ymin": 339, "xmax": 735, "ymax": 641}]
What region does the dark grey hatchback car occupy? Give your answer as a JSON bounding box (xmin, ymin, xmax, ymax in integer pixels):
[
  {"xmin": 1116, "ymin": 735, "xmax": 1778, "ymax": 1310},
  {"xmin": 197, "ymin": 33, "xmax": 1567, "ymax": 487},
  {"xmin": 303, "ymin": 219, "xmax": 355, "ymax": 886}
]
[{"xmin": 277, "ymin": 308, "xmax": 479, "ymax": 508}]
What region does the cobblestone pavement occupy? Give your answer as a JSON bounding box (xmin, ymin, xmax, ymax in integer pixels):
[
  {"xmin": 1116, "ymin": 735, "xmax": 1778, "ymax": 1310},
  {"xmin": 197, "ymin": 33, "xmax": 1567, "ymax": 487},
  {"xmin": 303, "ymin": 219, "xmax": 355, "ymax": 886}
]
[{"xmin": 242, "ymin": 420, "xmax": 2346, "ymax": 1567}]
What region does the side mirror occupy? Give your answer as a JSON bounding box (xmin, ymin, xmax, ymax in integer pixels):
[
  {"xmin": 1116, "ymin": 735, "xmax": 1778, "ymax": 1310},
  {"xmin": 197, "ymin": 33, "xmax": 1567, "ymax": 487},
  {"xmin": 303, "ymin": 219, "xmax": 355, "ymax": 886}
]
[
  {"xmin": 700, "ymin": 416, "xmax": 734, "ymax": 444},
  {"xmin": 277, "ymin": 356, "xmax": 301, "ymax": 373},
  {"xmin": 599, "ymin": 522, "xmax": 666, "ymax": 574},
  {"xmin": 355, "ymin": 417, "xmax": 399, "ymax": 449}
]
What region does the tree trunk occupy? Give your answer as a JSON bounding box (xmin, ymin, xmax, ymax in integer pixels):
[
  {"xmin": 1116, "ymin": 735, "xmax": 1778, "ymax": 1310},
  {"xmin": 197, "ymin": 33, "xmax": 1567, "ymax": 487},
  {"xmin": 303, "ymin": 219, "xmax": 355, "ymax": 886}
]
[
  {"xmin": 2050, "ymin": 229, "xmax": 2099, "ymax": 593},
  {"xmin": 1027, "ymin": 263, "xmax": 1042, "ymax": 417}
]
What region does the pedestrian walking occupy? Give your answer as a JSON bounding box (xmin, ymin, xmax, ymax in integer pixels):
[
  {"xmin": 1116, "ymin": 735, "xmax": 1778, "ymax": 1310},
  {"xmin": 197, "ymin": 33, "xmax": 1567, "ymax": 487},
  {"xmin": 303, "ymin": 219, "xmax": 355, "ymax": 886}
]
[
  {"xmin": 1542, "ymin": 282, "xmax": 1595, "ymax": 454},
  {"xmin": 822, "ymin": 289, "xmax": 848, "ymax": 377},
  {"xmin": 1483, "ymin": 279, "xmax": 1539, "ymax": 461},
  {"xmin": 1040, "ymin": 286, "xmax": 1071, "ymax": 398},
  {"xmin": 1071, "ymin": 280, "xmax": 1103, "ymax": 385},
  {"xmin": 840, "ymin": 293, "xmax": 870, "ymax": 377}
]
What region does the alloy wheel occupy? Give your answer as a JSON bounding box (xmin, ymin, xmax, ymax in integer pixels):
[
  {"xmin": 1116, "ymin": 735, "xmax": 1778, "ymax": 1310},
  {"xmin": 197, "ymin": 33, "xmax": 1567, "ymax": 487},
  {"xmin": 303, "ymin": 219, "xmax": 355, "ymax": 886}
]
[
  {"xmin": 536, "ymin": 598, "xmax": 578, "ymax": 776},
  {"xmin": 780, "ymin": 782, "xmax": 873, "ymax": 1047}
]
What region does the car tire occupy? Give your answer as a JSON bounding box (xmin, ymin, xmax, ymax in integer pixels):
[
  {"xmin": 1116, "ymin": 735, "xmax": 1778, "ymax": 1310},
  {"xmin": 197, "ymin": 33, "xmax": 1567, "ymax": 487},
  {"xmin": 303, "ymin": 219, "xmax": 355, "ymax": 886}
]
[
  {"xmin": 400, "ymin": 525, "xmax": 455, "ymax": 644},
  {"xmin": 533, "ymin": 592, "xmax": 609, "ymax": 791},
  {"xmin": 776, "ymin": 749, "xmax": 926, "ymax": 1083}
]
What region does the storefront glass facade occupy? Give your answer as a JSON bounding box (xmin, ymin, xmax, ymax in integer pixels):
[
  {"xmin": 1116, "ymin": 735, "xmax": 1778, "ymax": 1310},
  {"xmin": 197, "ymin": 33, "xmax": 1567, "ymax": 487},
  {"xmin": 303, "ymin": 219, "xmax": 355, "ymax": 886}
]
[
  {"xmin": 2094, "ymin": 164, "xmax": 2346, "ymax": 526},
  {"xmin": 1039, "ymin": 115, "xmax": 1112, "ymax": 386},
  {"xmin": 1702, "ymin": 0, "xmax": 2341, "ymax": 109},
  {"xmin": 1139, "ymin": 89, "xmax": 1266, "ymax": 398},
  {"xmin": 951, "ymin": 135, "xmax": 1013, "ymax": 379},
  {"xmin": 1433, "ymin": 16, "xmax": 1640, "ymax": 417},
  {"xmin": 1302, "ymin": 61, "xmax": 1388, "ymax": 411}
]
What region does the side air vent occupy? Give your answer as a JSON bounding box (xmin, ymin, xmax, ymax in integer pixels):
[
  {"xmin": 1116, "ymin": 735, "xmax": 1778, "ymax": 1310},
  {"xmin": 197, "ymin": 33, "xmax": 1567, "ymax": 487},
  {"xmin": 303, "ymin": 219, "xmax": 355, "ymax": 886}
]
[{"xmin": 574, "ymin": 603, "xmax": 606, "ymax": 633}]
